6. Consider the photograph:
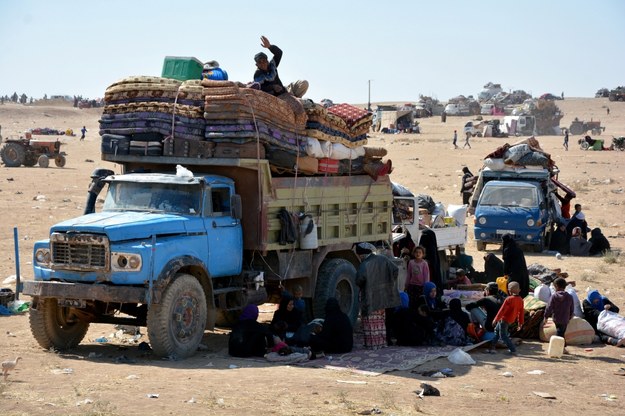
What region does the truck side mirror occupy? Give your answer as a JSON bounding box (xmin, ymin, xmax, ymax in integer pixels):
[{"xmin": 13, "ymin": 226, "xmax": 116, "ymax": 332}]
[{"xmin": 230, "ymin": 194, "xmax": 242, "ymax": 220}]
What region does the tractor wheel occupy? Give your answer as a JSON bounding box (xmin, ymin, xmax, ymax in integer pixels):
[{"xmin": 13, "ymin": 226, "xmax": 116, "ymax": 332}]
[
  {"xmin": 580, "ymin": 141, "xmax": 590, "ymax": 150},
  {"xmin": 1, "ymin": 142, "xmax": 26, "ymax": 167},
  {"xmin": 569, "ymin": 124, "xmax": 584, "ymax": 135},
  {"xmin": 147, "ymin": 273, "xmax": 207, "ymax": 359},
  {"xmin": 38, "ymin": 154, "xmax": 50, "ymax": 168},
  {"xmin": 29, "ymin": 297, "xmax": 90, "ymax": 350},
  {"xmin": 55, "ymin": 154, "xmax": 66, "ymax": 167},
  {"xmin": 477, "ymin": 132, "xmax": 483, "ymax": 137},
  {"xmin": 23, "ymin": 153, "xmax": 37, "ymax": 167}
]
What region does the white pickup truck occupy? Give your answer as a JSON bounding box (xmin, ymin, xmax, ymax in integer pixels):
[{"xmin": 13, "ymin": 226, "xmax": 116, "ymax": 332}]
[{"xmin": 392, "ymin": 196, "xmax": 467, "ymax": 252}]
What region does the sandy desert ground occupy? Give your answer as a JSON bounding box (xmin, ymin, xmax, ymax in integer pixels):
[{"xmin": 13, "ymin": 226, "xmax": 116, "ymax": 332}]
[{"xmin": 0, "ymin": 97, "xmax": 624, "ymax": 415}]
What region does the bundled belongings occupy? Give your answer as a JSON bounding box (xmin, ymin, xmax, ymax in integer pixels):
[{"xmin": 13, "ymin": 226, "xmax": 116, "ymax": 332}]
[
  {"xmin": 100, "ymin": 76, "xmax": 207, "ymax": 143},
  {"xmin": 483, "ymin": 137, "xmax": 555, "ymax": 171}
]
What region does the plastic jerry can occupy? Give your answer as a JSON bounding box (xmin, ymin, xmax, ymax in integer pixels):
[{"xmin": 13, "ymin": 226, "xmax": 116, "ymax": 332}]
[{"xmin": 548, "ymin": 335, "xmax": 565, "ymax": 358}]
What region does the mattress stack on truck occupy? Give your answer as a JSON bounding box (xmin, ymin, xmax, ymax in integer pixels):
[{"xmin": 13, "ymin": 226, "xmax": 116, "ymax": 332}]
[{"xmin": 99, "ymin": 75, "xmax": 392, "ymax": 179}]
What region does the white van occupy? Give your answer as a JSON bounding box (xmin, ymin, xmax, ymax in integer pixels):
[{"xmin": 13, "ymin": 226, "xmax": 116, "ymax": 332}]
[{"xmin": 480, "ymin": 104, "xmax": 494, "ymax": 115}]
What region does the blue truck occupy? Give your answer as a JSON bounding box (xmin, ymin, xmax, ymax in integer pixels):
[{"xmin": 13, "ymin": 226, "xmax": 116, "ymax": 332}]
[
  {"xmin": 472, "ymin": 167, "xmax": 561, "ymax": 252},
  {"xmin": 22, "ymin": 156, "xmax": 394, "ymax": 358}
]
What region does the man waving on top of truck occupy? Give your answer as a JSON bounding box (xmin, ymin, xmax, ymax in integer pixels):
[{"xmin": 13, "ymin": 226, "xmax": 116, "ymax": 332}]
[{"xmin": 253, "ymin": 35, "xmax": 308, "ymax": 98}]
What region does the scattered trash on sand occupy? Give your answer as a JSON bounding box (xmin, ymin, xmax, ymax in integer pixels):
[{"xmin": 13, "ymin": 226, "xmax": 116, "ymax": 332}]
[
  {"xmin": 500, "ymin": 372, "xmax": 514, "ymax": 377},
  {"xmin": 533, "ymin": 391, "xmax": 556, "ymax": 399},
  {"xmin": 527, "ymin": 370, "xmax": 545, "ymax": 375},
  {"xmin": 336, "ymin": 380, "xmax": 367, "ymax": 385},
  {"xmin": 414, "ymin": 383, "xmax": 441, "ymax": 398},
  {"xmin": 147, "ymin": 393, "xmax": 159, "ymax": 399}
]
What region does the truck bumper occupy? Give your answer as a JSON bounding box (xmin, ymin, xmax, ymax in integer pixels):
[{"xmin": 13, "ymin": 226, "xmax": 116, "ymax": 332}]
[
  {"xmin": 22, "ymin": 281, "xmax": 152, "ymax": 304},
  {"xmin": 474, "ymin": 227, "xmax": 544, "ymax": 245}
]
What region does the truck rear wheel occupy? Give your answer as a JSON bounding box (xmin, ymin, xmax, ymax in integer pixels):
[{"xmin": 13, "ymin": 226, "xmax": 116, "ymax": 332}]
[
  {"xmin": 147, "ymin": 274, "xmax": 207, "ymax": 359},
  {"xmin": 29, "ymin": 297, "xmax": 90, "ymax": 350},
  {"xmin": 314, "ymin": 258, "xmax": 359, "ymax": 324}
]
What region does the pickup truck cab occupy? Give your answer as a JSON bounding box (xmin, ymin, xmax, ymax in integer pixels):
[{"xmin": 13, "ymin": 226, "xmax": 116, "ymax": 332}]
[{"xmin": 473, "ymin": 168, "xmax": 553, "ymax": 252}]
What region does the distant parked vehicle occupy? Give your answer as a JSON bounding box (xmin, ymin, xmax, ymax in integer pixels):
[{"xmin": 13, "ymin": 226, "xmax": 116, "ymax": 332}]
[
  {"xmin": 539, "ymin": 93, "xmax": 562, "ymax": 101},
  {"xmin": 569, "ymin": 119, "xmax": 605, "ymax": 135},
  {"xmin": 463, "ymin": 121, "xmax": 483, "ymax": 137},
  {"xmin": 595, "ymin": 88, "xmax": 610, "ymax": 98},
  {"xmin": 0, "ymin": 138, "xmax": 66, "ymax": 168}
]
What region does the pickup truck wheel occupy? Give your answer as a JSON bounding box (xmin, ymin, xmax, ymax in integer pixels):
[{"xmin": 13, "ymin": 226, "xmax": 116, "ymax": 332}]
[
  {"xmin": 29, "ymin": 297, "xmax": 90, "ymax": 350},
  {"xmin": 147, "ymin": 274, "xmax": 207, "ymax": 359},
  {"xmin": 476, "ymin": 241, "xmax": 487, "ymax": 251},
  {"xmin": 314, "ymin": 258, "xmax": 359, "ymax": 324}
]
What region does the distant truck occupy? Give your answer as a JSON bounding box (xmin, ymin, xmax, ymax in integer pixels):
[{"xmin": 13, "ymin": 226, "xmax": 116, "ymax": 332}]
[
  {"xmin": 499, "ymin": 115, "xmax": 537, "ymax": 136},
  {"xmin": 22, "ymin": 154, "xmax": 394, "ymax": 358},
  {"xmin": 471, "ymin": 167, "xmax": 561, "ymax": 252}
]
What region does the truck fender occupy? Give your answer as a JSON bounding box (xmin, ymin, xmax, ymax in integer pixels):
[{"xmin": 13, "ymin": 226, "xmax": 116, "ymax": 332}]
[{"xmin": 155, "ymin": 256, "xmax": 215, "ymax": 325}]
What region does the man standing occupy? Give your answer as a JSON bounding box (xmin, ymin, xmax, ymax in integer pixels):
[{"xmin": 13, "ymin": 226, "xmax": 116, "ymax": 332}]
[
  {"xmin": 463, "ymin": 131, "xmax": 471, "ymax": 149},
  {"xmin": 563, "ymin": 128, "xmax": 569, "ymax": 151},
  {"xmin": 461, "ymin": 167, "xmax": 475, "ymax": 205},
  {"xmin": 355, "ymin": 243, "xmax": 400, "ymax": 350},
  {"xmin": 80, "ymin": 126, "xmax": 87, "ymax": 141},
  {"xmin": 452, "ymin": 130, "xmax": 458, "ymax": 149}
]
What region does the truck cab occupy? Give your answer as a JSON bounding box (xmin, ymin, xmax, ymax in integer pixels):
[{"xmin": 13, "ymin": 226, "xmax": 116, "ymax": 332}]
[{"xmin": 473, "ymin": 169, "xmax": 553, "ymax": 252}]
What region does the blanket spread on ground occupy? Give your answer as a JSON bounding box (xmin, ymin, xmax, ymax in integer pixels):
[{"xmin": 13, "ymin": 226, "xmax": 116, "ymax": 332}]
[{"xmin": 296, "ymin": 343, "xmax": 484, "ymax": 376}]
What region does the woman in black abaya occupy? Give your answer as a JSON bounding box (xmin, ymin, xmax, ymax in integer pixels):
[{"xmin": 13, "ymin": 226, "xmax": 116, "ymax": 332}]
[{"xmin": 501, "ymin": 234, "xmax": 530, "ymax": 298}]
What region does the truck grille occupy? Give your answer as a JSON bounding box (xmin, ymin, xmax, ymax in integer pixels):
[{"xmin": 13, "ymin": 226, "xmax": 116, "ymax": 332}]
[{"xmin": 50, "ymin": 232, "xmax": 109, "ymax": 271}]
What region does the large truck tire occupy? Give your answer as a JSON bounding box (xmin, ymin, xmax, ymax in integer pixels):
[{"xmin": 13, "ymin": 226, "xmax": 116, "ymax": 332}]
[
  {"xmin": 147, "ymin": 274, "xmax": 207, "ymax": 359},
  {"xmin": 29, "ymin": 297, "xmax": 90, "ymax": 350},
  {"xmin": 313, "ymin": 258, "xmax": 359, "ymax": 324},
  {"xmin": 1, "ymin": 142, "xmax": 25, "ymax": 167}
]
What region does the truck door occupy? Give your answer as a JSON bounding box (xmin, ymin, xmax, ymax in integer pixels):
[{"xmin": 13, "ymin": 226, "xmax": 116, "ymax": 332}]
[{"xmin": 203, "ymin": 185, "xmax": 242, "ymax": 277}]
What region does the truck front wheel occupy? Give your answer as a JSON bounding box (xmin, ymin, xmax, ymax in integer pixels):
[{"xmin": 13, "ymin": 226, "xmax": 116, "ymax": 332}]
[
  {"xmin": 29, "ymin": 297, "xmax": 90, "ymax": 350},
  {"xmin": 147, "ymin": 274, "xmax": 207, "ymax": 359},
  {"xmin": 314, "ymin": 259, "xmax": 359, "ymax": 324}
]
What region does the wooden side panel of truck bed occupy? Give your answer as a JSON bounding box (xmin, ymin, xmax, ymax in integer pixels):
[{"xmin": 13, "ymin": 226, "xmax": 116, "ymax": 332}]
[{"xmin": 102, "ymin": 155, "xmax": 393, "ymax": 253}]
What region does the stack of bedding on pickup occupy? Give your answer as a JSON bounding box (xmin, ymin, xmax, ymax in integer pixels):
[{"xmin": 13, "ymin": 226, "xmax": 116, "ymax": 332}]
[
  {"xmin": 99, "ymin": 76, "xmax": 208, "ymax": 156},
  {"xmin": 482, "ymin": 137, "xmax": 555, "ymax": 171}
]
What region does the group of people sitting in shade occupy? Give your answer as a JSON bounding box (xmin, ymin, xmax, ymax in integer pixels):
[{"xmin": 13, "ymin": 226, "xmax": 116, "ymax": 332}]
[
  {"xmin": 229, "ymin": 234, "xmax": 623, "ymax": 359},
  {"xmin": 228, "ymin": 287, "xmax": 353, "ymax": 359},
  {"xmin": 549, "ymin": 202, "xmax": 612, "ymax": 256}
]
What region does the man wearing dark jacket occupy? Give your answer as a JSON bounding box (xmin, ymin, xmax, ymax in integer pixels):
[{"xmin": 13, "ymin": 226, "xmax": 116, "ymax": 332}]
[
  {"xmin": 253, "ymin": 36, "xmax": 308, "ymax": 98},
  {"xmin": 465, "ymin": 282, "xmax": 504, "ymax": 332}
]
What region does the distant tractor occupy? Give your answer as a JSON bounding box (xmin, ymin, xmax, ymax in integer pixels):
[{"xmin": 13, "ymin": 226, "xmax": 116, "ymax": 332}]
[
  {"xmin": 0, "ymin": 138, "xmax": 66, "ymax": 168},
  {"xmin": 569, "ymin": 119, "xmax": 605, "ymax": 136}
]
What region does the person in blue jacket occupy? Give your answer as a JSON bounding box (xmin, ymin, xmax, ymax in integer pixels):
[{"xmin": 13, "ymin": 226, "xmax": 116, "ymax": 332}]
[{"xmin": 201, "ymin": 60, "xmax": 228, "ymax": 81}]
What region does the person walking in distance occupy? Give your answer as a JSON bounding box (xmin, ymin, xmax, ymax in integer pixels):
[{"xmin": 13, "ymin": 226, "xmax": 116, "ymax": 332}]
[
  {"xmin": 563, "ymin": 129, "xmax": 569, "ymax": 151},
  {"xmin": 452, "ymin": 130, "xmax": 458, "ymax": 149},
  {"xmin": 463, "ymin": 131, "xmax": 471, "ymax": 149},
  {"xmin": 80, "ymin": 126, "xmax": 87, "ymax": 141}
]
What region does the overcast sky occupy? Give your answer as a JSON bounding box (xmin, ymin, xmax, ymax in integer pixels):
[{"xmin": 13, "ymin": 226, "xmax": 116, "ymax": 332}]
[{"xmin": 1, "ymin": 0, "xmax": 623, "ymax": 104}]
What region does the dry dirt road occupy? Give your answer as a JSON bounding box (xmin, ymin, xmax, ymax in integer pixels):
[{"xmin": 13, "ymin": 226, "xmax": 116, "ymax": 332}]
[{"xmin": 0, "ymin": 98, "xmax": 624, "ymax": 415}]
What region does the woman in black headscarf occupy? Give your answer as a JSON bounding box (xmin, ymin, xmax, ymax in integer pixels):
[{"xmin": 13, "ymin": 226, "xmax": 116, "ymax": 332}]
[
  {"xmin": 419, "ymin": 229, "xmax": 442, "ymax": 295},
  {"xmin": 589, "ymin": 228, "xmax": 611, "ymax": 256},
  {"xmin": 271, "ymin": 293, "xmax": 304, "ymax": 339},
  {"xmin": 502, "ymin": 234, "xmax": 530, "ymax": 298},
  {"xmin": 309, "ymin": 297, "xmax": 353, "ymax": 353},
  {"xmin": 483, "ymin": 253, "xmax": 504, "ymax": 282}
]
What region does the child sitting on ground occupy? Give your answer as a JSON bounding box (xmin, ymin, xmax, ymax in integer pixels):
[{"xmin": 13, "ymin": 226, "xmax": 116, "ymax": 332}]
[{"xmin": 489, "ymin": 281, "xmax": 524, "ymax": 355}]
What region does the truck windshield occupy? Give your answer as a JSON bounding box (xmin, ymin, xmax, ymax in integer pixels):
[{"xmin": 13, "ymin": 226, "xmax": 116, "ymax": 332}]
[
  {"xmin": 479, "ymin": 186, "xmax": 537, "ymax": 208},
  {"xmin": 103, "ymin": 182, "xmax": 202, "ymax": 215}
]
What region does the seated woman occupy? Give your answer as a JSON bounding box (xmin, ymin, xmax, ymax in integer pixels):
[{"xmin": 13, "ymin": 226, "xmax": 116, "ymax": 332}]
[
  {"xmin": 583, "ymin": 290, "xmax": 623, "ymax": 346},
  {"xmin": 589, "ymin": 228, "xmax": 611, "ymax": 256},
  {"xmin": 271, "ymin": 293, "xmax": 305, "ymax": 340},
  {"xmin": 309, "ymin": 298, "xmax": 353, "ymax": 354},
  {"xmin": 570, "ymin": 226, "xmax": 592, "ymax": 256},
  {"xmin": 228, "ymin": 304, "xmax": 273, "ymax": 357}
]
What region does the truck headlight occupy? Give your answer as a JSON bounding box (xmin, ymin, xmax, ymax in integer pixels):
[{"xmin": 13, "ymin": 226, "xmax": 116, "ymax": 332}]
[
  {"xmin": 527, "ymin": 219, "xmax": 535, "ymax": 227},
  {"xmin": 111, "ymin": 252, "xmax": 142, "ymax": 271},
  {"xmin": 478, "ymin": 217, "xmax": 487, "ymax": 225},
  {"xmin": 35, "ymin": 248, "xmax": 51, "ymax": 265}
]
